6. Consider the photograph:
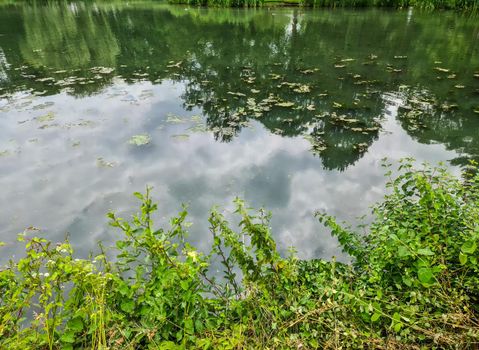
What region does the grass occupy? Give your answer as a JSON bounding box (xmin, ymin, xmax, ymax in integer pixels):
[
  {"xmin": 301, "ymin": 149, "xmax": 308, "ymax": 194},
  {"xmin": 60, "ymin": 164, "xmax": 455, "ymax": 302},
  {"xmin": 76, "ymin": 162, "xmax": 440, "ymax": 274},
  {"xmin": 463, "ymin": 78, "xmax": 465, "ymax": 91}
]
[{"xmin": 1, "ymin": 159, "xmax": 479, "ymax": 349}]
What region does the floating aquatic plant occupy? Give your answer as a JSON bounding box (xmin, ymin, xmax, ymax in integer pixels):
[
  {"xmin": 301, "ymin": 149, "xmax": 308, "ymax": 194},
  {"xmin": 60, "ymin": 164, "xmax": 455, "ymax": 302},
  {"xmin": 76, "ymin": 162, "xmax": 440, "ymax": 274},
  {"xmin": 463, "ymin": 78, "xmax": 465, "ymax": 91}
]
[
  {"xmin": 36, "ymin": 111, "xmax": 55, "ymax": 123},
  {"xmin": 128, "ymin": 134, "xmax": 151, "ymax": 146}
]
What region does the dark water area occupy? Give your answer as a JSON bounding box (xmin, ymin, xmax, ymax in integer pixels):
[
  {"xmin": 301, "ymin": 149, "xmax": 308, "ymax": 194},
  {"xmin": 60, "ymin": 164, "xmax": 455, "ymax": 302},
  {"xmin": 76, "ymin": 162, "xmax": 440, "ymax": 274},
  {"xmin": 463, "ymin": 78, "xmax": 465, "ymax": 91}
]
[{"xmin": 0, "ymin": 2, "xmax": 478, "ymax": 261}]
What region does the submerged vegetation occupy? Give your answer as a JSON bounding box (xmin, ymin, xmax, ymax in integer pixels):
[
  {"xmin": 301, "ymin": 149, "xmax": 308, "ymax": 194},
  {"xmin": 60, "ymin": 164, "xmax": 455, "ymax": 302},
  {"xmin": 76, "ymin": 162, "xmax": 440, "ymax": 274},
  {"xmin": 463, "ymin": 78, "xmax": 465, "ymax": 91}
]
[
  {"xmin": 1, "ymin": 160, "xmax": 479, "ymax": 349},
  {"xmin": 168, "ymin": 0, "xmax": 479, "ymax": 10}
]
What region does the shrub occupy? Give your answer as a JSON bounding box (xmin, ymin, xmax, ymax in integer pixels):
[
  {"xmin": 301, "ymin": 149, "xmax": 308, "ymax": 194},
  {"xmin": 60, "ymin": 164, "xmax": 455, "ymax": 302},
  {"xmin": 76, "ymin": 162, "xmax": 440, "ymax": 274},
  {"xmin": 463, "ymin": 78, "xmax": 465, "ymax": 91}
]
[{"xmin": 1, "ymin": 160, "xmax": 478, "ymax": 349}]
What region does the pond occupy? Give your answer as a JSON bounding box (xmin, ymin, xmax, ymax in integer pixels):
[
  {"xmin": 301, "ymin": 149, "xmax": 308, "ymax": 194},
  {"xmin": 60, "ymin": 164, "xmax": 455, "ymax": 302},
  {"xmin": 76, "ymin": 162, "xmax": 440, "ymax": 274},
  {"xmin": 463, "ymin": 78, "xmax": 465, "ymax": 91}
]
[{"xmin": 0, "ymin": 2, "xmax": 478, "ymax": 262}]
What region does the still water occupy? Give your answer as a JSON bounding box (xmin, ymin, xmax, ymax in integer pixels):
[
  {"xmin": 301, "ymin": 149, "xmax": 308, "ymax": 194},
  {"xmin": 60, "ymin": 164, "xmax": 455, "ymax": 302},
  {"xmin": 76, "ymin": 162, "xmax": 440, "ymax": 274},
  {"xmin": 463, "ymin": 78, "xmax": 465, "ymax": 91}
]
[{"xmin": 0, "ymin": 2, "xmax": 478, "ymax": 261}]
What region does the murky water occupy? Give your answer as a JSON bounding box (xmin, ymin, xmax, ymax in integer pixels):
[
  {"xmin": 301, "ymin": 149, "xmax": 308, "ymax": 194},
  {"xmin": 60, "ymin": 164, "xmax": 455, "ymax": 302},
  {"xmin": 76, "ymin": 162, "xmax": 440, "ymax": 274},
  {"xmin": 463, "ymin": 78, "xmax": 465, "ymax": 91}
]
[{"xmin": 1, "ymin": 2, "xmax": 478, "ymax": 261}]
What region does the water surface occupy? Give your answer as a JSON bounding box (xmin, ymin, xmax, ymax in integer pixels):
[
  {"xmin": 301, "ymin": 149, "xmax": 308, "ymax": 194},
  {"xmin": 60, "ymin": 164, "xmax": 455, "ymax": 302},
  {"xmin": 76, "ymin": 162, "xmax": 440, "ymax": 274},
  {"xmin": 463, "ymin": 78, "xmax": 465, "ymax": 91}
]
[{"xmin": 1, "ymin": 2, "xmax": 478, "ymax": 261}]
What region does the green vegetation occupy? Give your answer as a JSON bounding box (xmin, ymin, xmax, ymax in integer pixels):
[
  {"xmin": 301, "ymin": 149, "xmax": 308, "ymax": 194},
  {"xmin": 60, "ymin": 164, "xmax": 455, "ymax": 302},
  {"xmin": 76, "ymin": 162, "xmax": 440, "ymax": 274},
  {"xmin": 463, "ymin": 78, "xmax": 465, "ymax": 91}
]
[
  {"xmin": 168, "ymin": 0, "xmax": 478, "ymax": 10},
  {"xmin": 1, "ymin": 159, "xmax": 479, "ymax": 349}
]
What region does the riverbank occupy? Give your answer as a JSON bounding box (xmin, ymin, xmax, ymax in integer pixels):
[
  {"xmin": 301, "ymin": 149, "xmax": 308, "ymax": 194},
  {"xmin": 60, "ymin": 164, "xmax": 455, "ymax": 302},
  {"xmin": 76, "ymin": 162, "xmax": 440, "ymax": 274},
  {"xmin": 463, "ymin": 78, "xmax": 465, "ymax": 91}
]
[
  {"xmin": 1, "ymin": 160, "xmax": 478, "ymax": 349},
  {"xmin": 167, "ymin": 0, "xmax": 478, "ymax": 10}
]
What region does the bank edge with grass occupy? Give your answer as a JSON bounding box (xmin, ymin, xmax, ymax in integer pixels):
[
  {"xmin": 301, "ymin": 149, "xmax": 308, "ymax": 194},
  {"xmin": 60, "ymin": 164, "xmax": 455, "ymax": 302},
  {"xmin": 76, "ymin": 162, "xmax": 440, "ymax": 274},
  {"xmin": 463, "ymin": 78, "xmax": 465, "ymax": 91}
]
[{"xmin": 1, "ymin": 159, "xmax": 479, "ymax": 349}]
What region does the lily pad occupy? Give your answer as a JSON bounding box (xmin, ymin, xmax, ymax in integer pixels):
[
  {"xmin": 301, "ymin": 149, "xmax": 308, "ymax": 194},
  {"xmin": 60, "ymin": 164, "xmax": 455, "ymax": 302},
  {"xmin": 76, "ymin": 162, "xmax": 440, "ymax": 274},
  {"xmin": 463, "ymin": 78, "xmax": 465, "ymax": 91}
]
[
  {"xmin": 333, "ymin": 102, "xmax": 343, "ymax": 108},
  {"xmin": 128, "ymin": 134, "xmax": 151, "ymax": 146},
  {"xmin": 190, "ymin": 115, "xmax": 203, "ymax": 123},
  {"xmin": 227, "ymin": 91, "xmax": 246, "ymax": 97},
  {"xmin": 36, "ymin": 77, "xmax": 55, "ymax": 82},
  {"xmin": 171, "ymin": 134, "xmax": 190, "ymax": 141},
  {"xmin": 166, "ymin": 114, "xmax": 186, "ymax": 124},
  {"xmin": 39, "ymin": 123, "xmax": 59, "ymax": 129},
  {"xmin": 187, "ymin": 124, "xmax": 208, "ymax": 133},
  {"xmin": 36, "ymin": 112, "xmax": 55, "ymax": 123},
  {"xmin": 293, "ymin": 84, "xmax": 311, "ymax": 93},
  {"xmin": 275, "ymin": 102, "xmax": 294, "ymax": 108},
  {"xmin": 139, "ymin": 90, "xmax": 154, "ymax": 100},
  {"xmin": 97, "ymin": 157, "xmax": 116, "ymax": 168},
  {"xmin": 440, "ymin": 103, "xmax": 458, "ymax": 111},
  {"xmin": 354, "ymin": 143, "xmax": 369, "ymax": 153},
  {"xmin": 300, "ymin": 68, "xmax": 319, "ymax": 74},
  {"xmin": 269, "ymin": 73, "xmax": 282, "ymax": 80},
  {"xmin": 32, "ymin": 102, "xmax": 54, "ymax": 110},
  {"xmin": 434, "ymin": 67, "xmax": 450, "ymax": 73},
  {"xmin": 166, "ymin": 61, "xmax": 182, "ymax": 68},
  {"xmin": 0, "ymin": 150, "xmax": 10, "ymax": 157}
]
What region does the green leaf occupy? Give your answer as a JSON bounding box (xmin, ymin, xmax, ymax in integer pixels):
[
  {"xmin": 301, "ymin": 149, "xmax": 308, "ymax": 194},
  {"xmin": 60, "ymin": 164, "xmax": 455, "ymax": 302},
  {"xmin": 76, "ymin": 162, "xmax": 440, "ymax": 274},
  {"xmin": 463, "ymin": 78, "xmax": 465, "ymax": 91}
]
[
  {"xmin": 417, "ymin": 248, "xmax": 434, "ymax": 256},
  {"xmin": 194, "ymin": 319, "xmax": 204, "ymax": 333},
  {"xmin": 120, "ymin": 299, "xmax": 135, "ymax": 313},
  {"xmin": 60, "ymin": 330, "xmax": 76, "ymax": 343},
  {"xmin": 461, "ymin": 241, "xmax": 477, "ymax": 254},
  {"xmin": 397, "ymin": 246, "xmax": 410, "ymax": 258},
  {"xmin": 118, "ymin": 282, "xmax": 130, "ymax": 296},
  {"xmin": 184, "ymin": 318, "xmax": 194, "ymax": 334},
  {"xmin": 459, "ymin": 252, "xmax": 468, "ymax": 265},
  {"xmin": 180, "ymin": 280, "xmax": 189, "ymax": 291},
  {"xmin": 470, "ymin": 256, "xmax": 477, "ymax": 265},
  {"xmin": 402, "ymin": 275, "xmax": 413, "ymax": 287},
  {"xmin": 116, "ymin": 240, "xmax": 127, "ymax": 249},
  {"xmin": 417, "ymin": 267, "xmax": 434, "ymax": 285},
  {"xmin": 159, "ymin": 342, "xmax": 179, "ymax": 350},
  {"xmin": 371, "ymin": 313, "xmax": 381, "ymax": 322},
  {"xmin": 67, "ymin": 317, "xmax": 84, "ymax": 332}
]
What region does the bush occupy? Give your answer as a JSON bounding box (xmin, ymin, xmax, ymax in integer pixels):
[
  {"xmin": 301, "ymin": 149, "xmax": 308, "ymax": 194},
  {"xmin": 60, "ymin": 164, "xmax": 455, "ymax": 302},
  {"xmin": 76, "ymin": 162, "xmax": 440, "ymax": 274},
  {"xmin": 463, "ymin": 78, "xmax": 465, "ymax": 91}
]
[{"xmin": 1, "ymin": 160, "xmax": 478, "ymax": 349}]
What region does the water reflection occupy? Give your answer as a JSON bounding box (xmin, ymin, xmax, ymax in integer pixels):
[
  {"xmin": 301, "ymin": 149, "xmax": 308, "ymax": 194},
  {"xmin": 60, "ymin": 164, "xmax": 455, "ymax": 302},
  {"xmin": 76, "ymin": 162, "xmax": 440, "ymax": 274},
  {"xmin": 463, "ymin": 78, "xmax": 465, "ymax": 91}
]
[
  {"xmin": 20, "ymin": 3, "xmax": 120, "ymax": 70},
  {"xmin": 0, "ymin": 2, "xmax": 478, "ymax": 261}
]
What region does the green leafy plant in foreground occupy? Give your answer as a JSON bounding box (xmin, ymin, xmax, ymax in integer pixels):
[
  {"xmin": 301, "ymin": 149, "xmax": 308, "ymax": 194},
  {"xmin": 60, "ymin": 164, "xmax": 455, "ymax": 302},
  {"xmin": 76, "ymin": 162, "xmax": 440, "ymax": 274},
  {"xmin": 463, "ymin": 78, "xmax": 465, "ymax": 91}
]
[{"xmin": 1, "ymin": 159, "xmax": 479, "ymax": 349}]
